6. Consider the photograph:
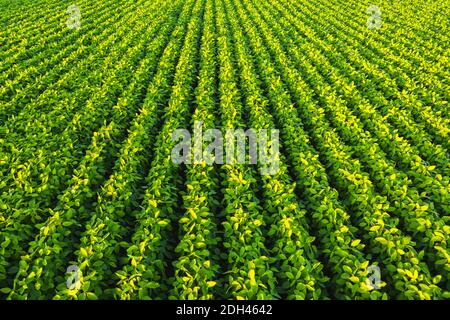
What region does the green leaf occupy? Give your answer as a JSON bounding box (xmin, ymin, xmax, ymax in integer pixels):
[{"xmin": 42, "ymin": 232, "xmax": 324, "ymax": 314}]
[
  {"xmin": 0, "ymin": 288, "xmax": 11, "ymax": 294},
  {"xmin": 80, "ymin": 248, "xmax": 88, "ymax": 257},
  {"xmin": 351, "ymin": 239, "xmax": 361, "ymax": 247},
  {"xmin": 86, "ymin": 292, "xmax": 98, "ymax": 300},
  {"xmin": 375, "ymin": 237, "xmax": 388, "ymax": 245}
]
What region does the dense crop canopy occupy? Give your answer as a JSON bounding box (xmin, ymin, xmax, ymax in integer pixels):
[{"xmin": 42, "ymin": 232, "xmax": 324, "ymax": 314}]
[{"xmin": 0, "ymin": 0, "xmax": 448, "ymax": 300}]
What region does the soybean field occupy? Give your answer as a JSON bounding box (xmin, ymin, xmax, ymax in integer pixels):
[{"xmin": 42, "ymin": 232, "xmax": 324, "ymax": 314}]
[{"xmin": 0, "ymin": 0, "xmax": 449, "ymax": 300}]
